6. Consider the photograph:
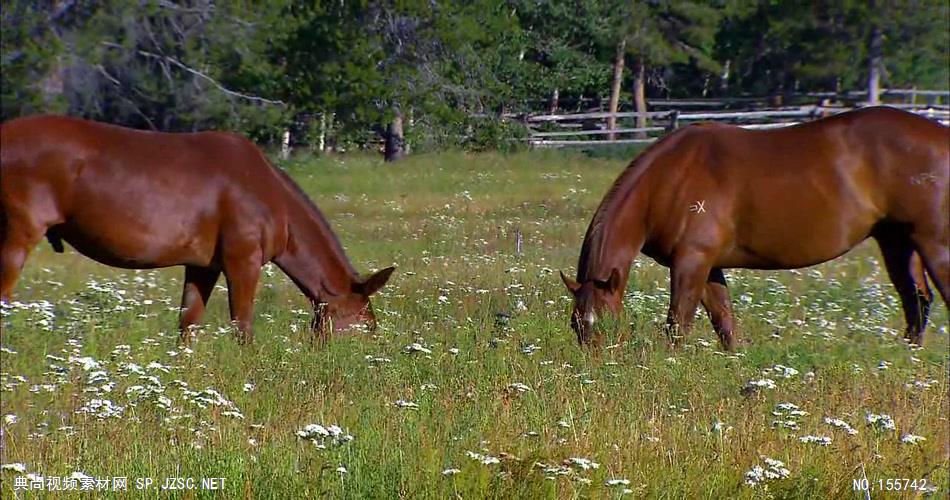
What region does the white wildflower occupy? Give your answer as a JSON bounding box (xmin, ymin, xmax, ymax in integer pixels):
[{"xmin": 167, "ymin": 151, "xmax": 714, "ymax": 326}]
[
  {"xmin": 824, "ymin": 417, "xmax": 859, "ymax": 435},
  {"xmin": 900, "ymin": 434, "xmax": 926, "ymax": 445},
  {"xmin": 145, "ymin": 361, "xmax": 171, "ymax": 373},
  {"xmin": 521, "ymin": 344, "xmax": 540, "ymax": 355},
  {"xmin": 296, "ymin": 424, "xmax": 353, "ymax": 447},
  {"xmin": 799, "ymin": 435, "xmax": 832, "ymax": 445},
  {"xmin": 712, "ymin": 421, "xmax": 732, "ymax": 434},
  {"xmin": 394, "ymin": 400, "xmax": 419, "ymax": 409},
  {"xmin": 364, "ymin": 355, "xmax": 392, "ymax": 364},
  {"xmin": 466, "ymin": 451, "xmax": 500, "ymax": 465},
  {"xmin": 1, "ymin": 463, "xmax": 27, "ymax": 473},
  {"xmin": 866, "ymin": 413, "xmax": 896, "ymax": 431},
  {"xmin": 745, "ymin": 378, "xmax": 777, "ymax": 390},
  {"xmin": 767, "ymin": 364, "xmax": 799, "ymax": 378},
  {"xmin": 70, "ymin": 356, "xmax": 101, "ymax": 371},
  {"xmin": 404, "ymin": 343, "xmax": 432, "ymax": 354},
  {"xmin": 565, "ymin": 457, "xmax": 600, "ymax": 471},
  {"xmin": 745, "ymin": 457, "xmax": 790, "ymax": 487},
  {"xmin": 77, "ymin": 399, "xmax": 124, "ymax": 419}
]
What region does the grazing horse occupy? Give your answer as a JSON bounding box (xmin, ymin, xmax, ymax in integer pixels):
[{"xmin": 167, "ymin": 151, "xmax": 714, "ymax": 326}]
[
  {"xmin": 561, "ymin": 107, "xmax": 948, "ymax": 349},
  {"xmin": 0, "ymin": 115, "xmax": 394, "ymax": 343}
]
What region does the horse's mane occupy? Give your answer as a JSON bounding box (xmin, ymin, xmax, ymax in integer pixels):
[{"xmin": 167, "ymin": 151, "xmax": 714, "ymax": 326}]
[
  {"xmin": 269, "ymin": 161, "xmax": 357, "ymax": 276},
  {"xmin": 577, "ymin": 130, "xmax": 683, "ymax": 281}
]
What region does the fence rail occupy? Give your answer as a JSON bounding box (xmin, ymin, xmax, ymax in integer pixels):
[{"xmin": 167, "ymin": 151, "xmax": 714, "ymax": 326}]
[{"xmin": 525, "ymin": 103, "xmax": 949, "ymax": 148}]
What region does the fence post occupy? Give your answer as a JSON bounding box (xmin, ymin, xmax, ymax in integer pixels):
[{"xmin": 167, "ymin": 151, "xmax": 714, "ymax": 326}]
[
  {"xmin": 280, "ymin": 130, "xmax": 291, "ymax": 160},
  {"xmin": 318, "ymin": 113, "xmax": 326, "ymax": 153},
  {"xmin": 665, "ymin": 110, "xmax": 679, "ymax": 133},
  {"xmin": 519, "ymin": 113, "xmax": 531, "ymax": 147}
]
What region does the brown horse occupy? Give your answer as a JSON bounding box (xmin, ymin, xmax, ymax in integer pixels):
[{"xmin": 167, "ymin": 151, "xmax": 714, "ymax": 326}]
[
  {"xmin": 561, "ymin": 107, "xmax": 948, "ymax": 349},
  {"xmin": 0, "ymin": 115, "xmax": 394, "ymax": 343}
]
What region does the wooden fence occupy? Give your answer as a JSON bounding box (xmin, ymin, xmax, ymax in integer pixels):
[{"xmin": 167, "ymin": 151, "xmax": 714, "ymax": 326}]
[
  {"xmin": 524, "ymin": 101, "xmax": 950, "ymax": 148},
  {"xmin": 518, "ymin": 88, "xmax": 948, "ymax": 111}
]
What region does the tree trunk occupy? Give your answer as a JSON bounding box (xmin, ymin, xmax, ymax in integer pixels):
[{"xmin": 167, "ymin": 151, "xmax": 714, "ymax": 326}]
[
  {"xmin": 632, "ymin": 59, "xmax": 647, "ymax": 139},
  {"xmin": 607, "ymin": 40, "xmax": 626, "ymax": 141},
  {"xmin": 384, "ymin": 108, "xmax": 405, "ymax": 162},
  {"xmin": 280, "ymin": 130, "xmax": 291, "ymax": 160},
  {"xmin": 548, "ymin": 89, "xmax": 559, "ymax": 114},
  {"xmin": 405, "ymin": 107, "xmax": 413, "ymax": 155},
  {"xmin": 867, "ymin": 23, "xmax": 883, "ymax": 105},
  {"xmin": 318, "ymin": 112, "xmax": 326, "ymax": 153},
  {"xmin": 719, "ymin": 59, "xmax": 730, "ymax": 93}
]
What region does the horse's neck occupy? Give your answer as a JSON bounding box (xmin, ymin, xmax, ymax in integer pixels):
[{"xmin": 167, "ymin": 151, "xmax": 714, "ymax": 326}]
[
  {"xmin": 274, "ymin": 205, "xmax": 357, "ymax": 303},
  {"xmin": 579, "ymin": 177, "xmax": 649, "ymax": 283}
]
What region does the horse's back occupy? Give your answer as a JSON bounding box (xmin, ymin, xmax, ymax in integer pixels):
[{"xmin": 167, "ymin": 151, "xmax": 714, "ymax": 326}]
[
  {"xmin": 675, "ymin": 107, "xmax": 948, "ymax": 206},
  {"xmin": 0, "ymin": 115, "xmax": 288, "ymax": 269},
  {"xmin": 831, "ymin": 107, "xmax": 949, "ymax": 225},
  {"xmin": 642, "ymin": 107, "xmax": 948, "ymax": 269}
]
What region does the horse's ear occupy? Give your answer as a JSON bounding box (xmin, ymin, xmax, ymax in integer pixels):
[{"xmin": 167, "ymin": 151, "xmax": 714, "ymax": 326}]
[
  {"xmin": 594, "ymin": 268, "xmax": 622, "ymax": 293},
  {"xmin": 560, "ymin": 271, "xmax": 581, "ymax": 294},
  {"xmin": 355, "ymin": 266, "xmax": 395, "ymax": 296}
]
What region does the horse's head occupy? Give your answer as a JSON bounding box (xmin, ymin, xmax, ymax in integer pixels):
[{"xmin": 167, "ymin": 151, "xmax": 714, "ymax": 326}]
[
  {"xmin": 560, "ymin": 269, "xmax": 623, "ymax": 346},
  {"xmin": 314, "ymin": 267, "xmax": 395, "ymax": 335}
]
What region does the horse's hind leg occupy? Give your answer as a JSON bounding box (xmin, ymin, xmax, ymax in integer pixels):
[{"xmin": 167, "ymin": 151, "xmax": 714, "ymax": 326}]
[
  {"xmin": 909, "ymin": 252, "xmax": 933, "ymax": 333},
  {"xmin": 701, "ymin": 268, "xmax": 737, "ymax": 350},
  {"xmin": 178, "ymin": 265, "xmax": 221, "ymax": 345},
  {"xmin": 910, "ymin": 230, "xmax": 950, "ymax": 306},
  {"xmin": 876, "ymin": 235, "xmax": 932, "ymax": 345}
]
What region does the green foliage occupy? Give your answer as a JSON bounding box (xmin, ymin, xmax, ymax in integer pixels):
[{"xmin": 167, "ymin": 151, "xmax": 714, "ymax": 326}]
[
  {"xmin": 460, "ymin": 116, "xmax": 530, "ymax": 153},
  {"xmin": 275, "ymin": 1, "xmax": 386, "ymax": 142},
  {"xmin": 881, "ymin": 0, "xmax": 950, "ymax": 89},
  {"xmin": 625, "ymin": 0, "xmax": 724, "ymax": 71},
  {"xmin": 1, "ymin": 0, "xmax": 947, "ymax": 149},
  {"xmin": 2, "ymin": 0, "xmax": 291, "ymax": 137},
  {"xmin": 717, "ymin": 0, "xmax": 949, "ymax": 96},
  {"xmin": 0, "ymin": 2, "xmax": 65, "ymax": 120}
]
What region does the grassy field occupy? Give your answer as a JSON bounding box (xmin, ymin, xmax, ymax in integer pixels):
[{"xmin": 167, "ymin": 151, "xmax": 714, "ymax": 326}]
[{"xmin": 1, "ymin": 150, "xmax": 947, "ymax": 499}]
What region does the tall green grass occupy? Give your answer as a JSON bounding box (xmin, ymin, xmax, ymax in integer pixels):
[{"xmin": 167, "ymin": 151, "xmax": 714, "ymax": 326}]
[{"xmin": 1, "ymin": 151, "xmax": 946, "ymax": 499}]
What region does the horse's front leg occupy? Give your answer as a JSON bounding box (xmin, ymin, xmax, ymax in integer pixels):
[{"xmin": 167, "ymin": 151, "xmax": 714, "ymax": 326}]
[
  {"xmin": 700, "ymin": 268, "xmax": 737, "ymax": 350},
  {"xmin": 223, "ymin": 250, "xmax": 262, "ymax": 344},
  {"xmin": 0, "ymin": 213, "xmax": 46, "ymax": 304},
  {"xmin": 666, "ymin": 251, "xmax": 713, "ymax": 346},
  {"xmin": 178, "ymin": 265, "xmax": 221, "ymax": 345}
]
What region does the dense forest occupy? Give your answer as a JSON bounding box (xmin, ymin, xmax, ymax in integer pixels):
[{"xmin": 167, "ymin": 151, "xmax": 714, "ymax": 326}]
[{"xmin": 2, "ymin": 0, "xmax": 948, "ymax": 156}]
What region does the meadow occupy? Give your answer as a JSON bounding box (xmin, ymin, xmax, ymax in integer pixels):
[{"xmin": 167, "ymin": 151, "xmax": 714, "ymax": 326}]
[{"xmin": 1, "ymin": 150, "xmax": 947, "ymax": 499}]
